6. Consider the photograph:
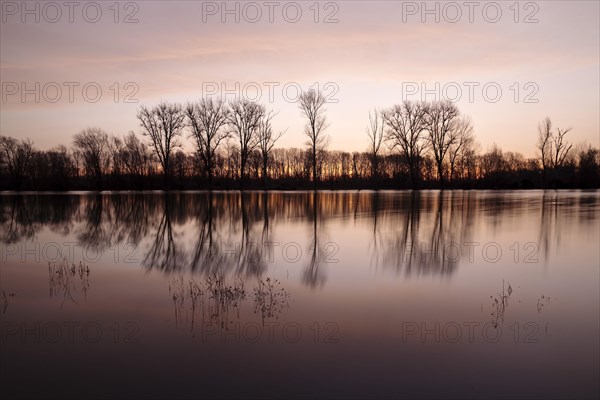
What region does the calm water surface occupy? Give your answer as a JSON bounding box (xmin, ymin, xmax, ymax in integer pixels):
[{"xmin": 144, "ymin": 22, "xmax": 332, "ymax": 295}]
[{"xmin": 1, "ymin": 190, "xmax": 599, "ymax": 399}]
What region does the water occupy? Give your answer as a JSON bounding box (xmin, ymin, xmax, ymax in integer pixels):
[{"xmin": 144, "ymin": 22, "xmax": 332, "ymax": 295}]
[{"xmin": 1, "ymin": 190, "xmax": 599, "ymax": 399}]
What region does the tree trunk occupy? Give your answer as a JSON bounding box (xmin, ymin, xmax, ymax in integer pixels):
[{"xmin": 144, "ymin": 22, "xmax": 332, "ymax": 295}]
[
  {"xmin": 207, "ymin": 158, "xmax": 213, "ymax": 189},
  {"xmin": 312, "ymin": 146, "xmax": 317, "ymax": 188},
  {"xmin": 240, "ymin": 157, "xmax": 246, "ymax": 189},
  {"xmin": 437, "ymin": 160, "xmax": 445, "ymax": 189},
  {"xmin": 262, "ymin": 158, "xmax": 268, "ymax": 187},
  {"xmin": 163, "ymin": 159, "xmax": 170, "ymax": 190},
  {"xmin": 409, "ymin": 158, "xmax": 419, "ymax": 190}
]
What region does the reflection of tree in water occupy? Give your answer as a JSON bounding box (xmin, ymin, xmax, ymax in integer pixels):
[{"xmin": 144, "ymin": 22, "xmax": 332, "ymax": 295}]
[
  {"xmin": 0, "ymin": 196, "xmax": 36, "ymax": 243},
  {"xmin": 368, "ymin": 191, "xmax": 383, "ymax": 273},
  {"xmin": 189, "ymin": 192, "xmax": 221, "ymax": 275},
  {"xmin": 144, "ymin": 195, "xmax": 184, "ymax": 271},
  {"xmin": 0, "ymin": 195, "xmax": 79, "ymax": 243},
  {"xmin": 67, "ymin": 193, "xmax": 156, "ymax": 258},
  {"xmin": 304, "ymin": 191, "xmax": 327, "ymax": 288},
  {"xmin": 48, "ymin": 258, "xmax": 90, "ymax": 307},
  {"xmin": 424, "ymin": 191, "xmax": 469, "ymax": 275},
  {"xmin": 168, "ymin": 274, "xmax": 290, "ymax": 335},
  {"xmin": 144, "ymin": 193, "xmax": 269, "ymax": 278},
  {"xmin": 76, "ymin": 194, "xmax": 111, "ymax": 252},
  {"xmin": 140, "ymin": 192, "xmax": 331, "ymax": 286},
  {"xmin": 234, "ymin": 192, "xmax": 267, "ymax": 277},
  {"xmin": 374, "ymin": 191, "xmax": 471, "ymax": 277},
  {"xmin": 4, "ymin": 191, "xmax": 599, "ymax": 286},
  {"xmin": 538, "ymin": 190, "xmax": 570, "ymax": 264},
  {"xmin": 107, "ymin": 193, "xmax": 152, "ymax": 244}
]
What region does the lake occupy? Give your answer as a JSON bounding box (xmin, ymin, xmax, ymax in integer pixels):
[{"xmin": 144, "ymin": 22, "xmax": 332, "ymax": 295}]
[{"xmin": 1, "ymin": 190, "xmax": 599, "ymax": 399}]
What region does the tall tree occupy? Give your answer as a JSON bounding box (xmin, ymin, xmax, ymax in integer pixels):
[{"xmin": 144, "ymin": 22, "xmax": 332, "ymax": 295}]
[
  {"xmin": 382, "ymin": 101, "xmax": 428, "ymax": 188},
  {"xmin": 186, "ymin": 98, "xmax": 230, "ymax": 188},
  {"xmin": 425, "ymin": 101, "xmax": 460, "ymax": 188},
  {"xmin": 298, "ymin": 89, "xmax": 329, "ymax": 186},
  {"xmin": 0, "ymin": 136, "xmax": 34, "ymax": 190},
  {"xmin": 576, "ymin": 145, "xmax": 600, "ymax": 187},
  {"xmin": 447, "ymin": 116, "xmax": 474, "ymax": 184},
  {"xmin": 46, "ymin": 145, "xmax": 74, "ymax": 189},
  {"xmin": 257, "ymin": 110, "xmax": 286, "ymax": 186},
  {"xmin": 552, "ymin": 126, "xmax": 573, "ymax": 168},
  {"xmin": 366, "ymin": 108, "xmax": 385, "ymax": 181},
  {"xmin": 227, "ymin": 98, "xmax": 265, "ymax": 186},
  {"xmin": 122, "ymin": 131, "xmax": 153, "ymax": 188},
  {"xmin": 137, "ymin": 102, "xmax": 186, "ymax": 188},
  {"xmin": 109, "ymin": 135, "xmax": 125, "ymax": 179},
  {"xmin": 536, "ymin": 117, "xmax": 553, "ymax": 186},
  {"xmin": 72, "ymin": 128, "xmax": 110, "ymax": 190}
]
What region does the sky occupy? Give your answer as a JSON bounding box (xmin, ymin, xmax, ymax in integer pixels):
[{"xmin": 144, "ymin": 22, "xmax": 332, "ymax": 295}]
[{"xmin": 1, "ymin": 0, "xmax": 599, "ymax": 158}]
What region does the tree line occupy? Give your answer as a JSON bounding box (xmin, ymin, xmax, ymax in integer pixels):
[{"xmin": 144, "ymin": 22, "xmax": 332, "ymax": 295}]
[{"xmin": 1, "ymin": 89, "xmax": 598, "ymax": 190}]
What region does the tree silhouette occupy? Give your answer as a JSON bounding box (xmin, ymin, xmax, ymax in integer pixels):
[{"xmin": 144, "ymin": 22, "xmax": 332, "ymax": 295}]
[
  {"xmin": 227, "ymin": 98, "xmax": 265, "ymax": 187},
  {"xmin": 72, "ymin": 128, "xmax": 110, "ymax": 190},
  {"xmin": 137, "ymin": 102, "xmax": 186, "ymax": 189},
  {"xmin": 366, "ymin": 108, "xmax": 385, "ymax": 184},
  {"xmin": 186, "ymin": 98, "xmax": 230, "ymax": 188},
  {"xmin": 299, "ymin": 89, "xmax": 329, "ymax": 187},
  {"xmin": 382, "ymin": 101, "xmax": 428, "ymax": 189}
]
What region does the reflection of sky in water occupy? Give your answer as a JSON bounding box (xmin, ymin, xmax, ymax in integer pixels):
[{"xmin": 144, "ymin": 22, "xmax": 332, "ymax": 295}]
[{"xmin": 1, "ymin": 190, "xmax": 598, "ymax": 398}]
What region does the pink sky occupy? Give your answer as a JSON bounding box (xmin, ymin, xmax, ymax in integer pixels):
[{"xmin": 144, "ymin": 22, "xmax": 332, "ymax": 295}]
[{"xmin": 1, "ymin": 1, "xmax": 598, "ymax": 157}]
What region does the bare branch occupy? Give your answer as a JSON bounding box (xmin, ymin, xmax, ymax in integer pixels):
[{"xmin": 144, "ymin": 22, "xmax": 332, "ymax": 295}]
[{"xmin": 298, "ymin": 89, "xmax": 329, "ymax": 184}]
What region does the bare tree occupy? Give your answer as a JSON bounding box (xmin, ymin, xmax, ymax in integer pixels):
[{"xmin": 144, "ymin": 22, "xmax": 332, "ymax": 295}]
[
  {"xmin": 537, "ymin": 117, "xmax": 553, "ymax": 185},
  {"xmin": 120, "ymin": 131, "xmax": 153, "ymax": 187},
  {"xmin": 186, "ymin": 98, "xmax": 230, "ymax": 188},
  {"xmin": 481, "ymin": 144, "xmax": 507, "ymax": 178},
  {"xmin": 227, "ymin": 98, "xmax": 265, "ymax": 186},
  {"xmin": 576, "ymin": 144, "xmax": 600, "ymax": 187},
  {"xmin": 46, "ymin": 145, "xmax": 75, "ymax": 189},
  {"xmin": 257, "ymin": 110, "xmax": 286, "ymax": 185},
  {"xmin": 447, "ymin": 116, "xmax": 474, "ymax": 185},
  {"xmin": 382, "ymin": 101, "xmax": 428, "ymax": 188},
  {"xmin": 298, "ymin": 89, "xmax": 329, "ymax": 186},
  {"xmin": 0, "ymin": 136, "xmax": 34, "ymax": 189},
  {"xmin": 72, "ymin": 128, "xmax": 110, "ymax": 190},
  {"xmin": 123, "ymin": 132, "xmax": 152, "ymax": 175},
  {"xmin": 425, "ymin": 101, "xmax": 460, "ymax": 188},
  {"xmin": 109, "ymin": 135, "xmax": 125, "ymax": 178},
  {"xmin": 137, "ymin": 102, "xmax": 186, "ymax": 188},
  {"xmin": 552, "ymin": 126, "xmax": 573, "ymax": 168},
  {"xmin": 366, "ymin": 108, "xmax": 385, "ymax": 181}
]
